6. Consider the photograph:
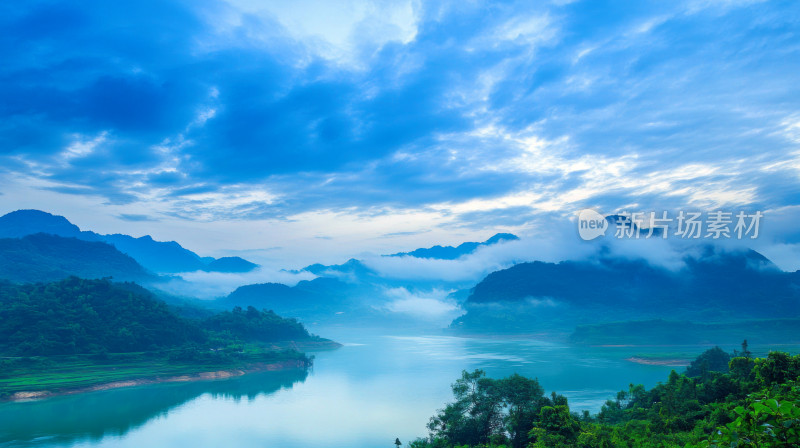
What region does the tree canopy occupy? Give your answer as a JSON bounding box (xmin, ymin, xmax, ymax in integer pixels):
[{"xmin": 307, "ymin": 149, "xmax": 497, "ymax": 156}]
[
  {"xmin": 0, "ymin": 277, "xmax": 320, "ymax": 357},
  {"xmin": 411, "ymin": 349, "xmax": 800, "ymax": 448}
]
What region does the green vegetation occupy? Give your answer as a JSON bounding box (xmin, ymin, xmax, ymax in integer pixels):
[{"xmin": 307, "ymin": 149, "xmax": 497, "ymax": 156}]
[
  {"xmin": 0, "ymin": 234, "xmax": 154, "ymax": 284},
  {"xmin": 0, "ymin": 277, "xmax": 335, "ymax": 399},
  {"xmin": 685, "ymin": 346, "xmax": 731, "ymax": 377},
  {"xmin": 0, "ymin": 277, "xmax": 202, "ymax": 355},
  {"xmin": 453, "ymin": 249, "xmax": 800, "ymax": 336},
  {"xmin": 0, "ymin": 348, "xmax": 306, "ymax": 400},
  {"xmin": 204, "ymin": 306, "xmax": 310, "ymax": 342},
  {"xmin": 410, "ymin": 345, "xmax": 800, "ymax": 448},
  {"xmin": 570, "ymin": 319, "xmax": 800, "ymax": 346}
]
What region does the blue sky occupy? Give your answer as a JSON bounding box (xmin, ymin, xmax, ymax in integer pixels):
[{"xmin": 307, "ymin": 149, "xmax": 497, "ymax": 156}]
[{"xmin": 1, "ymin": 0, "xmax": 800, "ymax": 267}]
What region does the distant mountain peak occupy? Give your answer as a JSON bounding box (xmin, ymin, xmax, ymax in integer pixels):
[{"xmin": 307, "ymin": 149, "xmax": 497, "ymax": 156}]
[
  {"xmin": 484, "ymin": 233, "xmax": 519, "ymax": 244},
  {"xmin": 0, "ymin": 209, "xmax": 82, "ymax": 238},
  {"xmin": 0, "ymin": 209, "xmax": 257, "ymax": 274},
  {"xmin": 389, "ymin": 233, "xmax": 520, "ymax": 260},
  {"xmin": 205, "ymin": 256, "xmax": 259, "ymax": 273},
  {"xmin": 0, "ymin": 233, "xmax": 155, "ymax": 283}
]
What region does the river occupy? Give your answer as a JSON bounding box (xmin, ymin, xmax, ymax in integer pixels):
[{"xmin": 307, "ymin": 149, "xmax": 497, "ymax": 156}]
[{"xmin": 1, "ymin": 331, "xmax": 791, "ymax": 448}]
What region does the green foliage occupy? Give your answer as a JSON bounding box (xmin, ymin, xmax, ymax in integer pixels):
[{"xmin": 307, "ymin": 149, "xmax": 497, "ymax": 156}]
[
  {"xmin": 424, "ymin": 369, "xmax": 569, "ymax": 448},
  {"xmin": 754, "ymin": 351, "xmax": 800, "ymax": 388},
  {"xmin": 686, "ymin": 347, "xmax": 732, "ymax": 377},
  {"xmin": 0, "ymin": 277, "xmax": 203, "ymax": 355},
  {"xmin": 528, "ymin": 405, "xmax": 581, "ymax": 447},
  {"xmin": 201, "ymin": 306, "xmax": 311, "ymax": 343},
  {"xmin": 570, "ymin": 320, "xmax": 800, "ymax": 346},
  {"xmin": 411, "ymin": 351, "xmax": 800, "ymax": 448},
  {"xmin": 0, "ymin": 277, "xmax": 322, "ymax": 357},
  {"xmin": 690, "ymin": 382, "xmax": 800, "ymax": 448},
  {"xmin": 0, "ymin": 233, "xmax": 153, "ymax": 283}
]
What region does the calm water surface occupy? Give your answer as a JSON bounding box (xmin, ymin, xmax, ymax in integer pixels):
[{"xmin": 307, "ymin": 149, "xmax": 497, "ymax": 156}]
[{"xmin": 1, "ymin": 331, "xmax": 792, "ymax": 448}]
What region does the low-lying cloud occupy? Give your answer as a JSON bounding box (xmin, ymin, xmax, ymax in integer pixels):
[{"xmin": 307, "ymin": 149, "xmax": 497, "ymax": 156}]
[
  {"xmin": 382, "ymin": 287, "xmax": 463, "ymax": 322},
  {"xmin": 155, "ymin": 267, "xmax": 316, "ymax": 299},
  {"xmin": 361, "ymin": 227, "xmax": 596, "ymax": 286}
]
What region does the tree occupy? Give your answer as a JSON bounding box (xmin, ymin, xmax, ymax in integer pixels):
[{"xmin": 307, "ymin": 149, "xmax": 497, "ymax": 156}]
[
  {"xmin": 754, "ymin": 351, "xmax": 800, "ymax": 387},
  {"xmin": 686, "ymin": 346, "xmax": 731, "ymax": 377},
  {"xmin": 394, "ymin": 437, "xmax": 402, "ymax": 447},
  {"xmin": 528, "ymin": 405, "xmax": 581, "ymax": 448},
  {"xmin": 496, "ymin": 373, "xmax": 545, "ymax": 448},
  {"xmin": 426, "ymin": 370, "xmax": 547, "ymax": 447},
  {"xmin": 427, "ymin": 369, "xmax": 504, "ymax": 446},
  {"xmin": 734, "ymin": 339, "xmax": 752, "ymax": 359}
]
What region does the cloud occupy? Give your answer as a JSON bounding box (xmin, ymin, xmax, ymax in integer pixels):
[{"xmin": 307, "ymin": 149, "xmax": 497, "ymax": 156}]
[
  {"xmin": 382, "ymin": 287, "xmax": 461, "ymax": 320},
  {"xmin": 362, "ymin": 224, "xmax": 596, "ymax": 285},
  {"xmin": 116, "ymin": 213, "xmax": 159, "ymax": 222},
  {"xmin": 222, "ymin": 0, "xmax": 421, "ymax": 68},
  {"xmin": 755, "ymin": 243, "xmax": 800, "ymax": 272},
  {"xmin": 156, "ymin": 267, "xmax": 317, "ymax": 299},
  {"xmin": 2, "ymin": 0, "xmax": 799, "ymax": 257}
]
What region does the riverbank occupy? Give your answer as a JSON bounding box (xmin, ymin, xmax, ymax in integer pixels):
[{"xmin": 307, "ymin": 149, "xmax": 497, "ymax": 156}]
[
  {"xmin": 0, "ymin": 342, "xmax": 331, "ymax": 402},
  {"xmin": 625, "ymin": 355, "xmax": 691, "ymax": 366},
  {"xmin": 5, "ymin": 358, "xmax": 309, "ymax": 402}
]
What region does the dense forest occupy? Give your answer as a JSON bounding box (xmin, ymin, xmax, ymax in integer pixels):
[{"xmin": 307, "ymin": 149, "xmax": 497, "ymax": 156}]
[
  {"xmin": 0, "ymin": 277, "xmax": 320, "ymax": 357},
  {"xmin": 410, "ymin": 344, "xmax": 800, "ymax": 448},
  {"xmin": 570, "ymin": 319, "xmax": 800, "ymax": 346},
  {"xmin": 0, "ymin": 234, "xmax": 155, "ymax": 284},
  {"xmin": 452, "ymin": 248, "xmax": 800, "ymax": 335}
]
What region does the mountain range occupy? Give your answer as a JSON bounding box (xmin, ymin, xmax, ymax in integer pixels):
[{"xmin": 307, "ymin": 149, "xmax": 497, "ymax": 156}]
[
  {"xmin": 0, "ymin": 210, "xmax": 257, "ymax": 274},
  {"xmin": 216, "ymin": 233, "xmax": 522, "ymax": 326},
  {"xmin": 3, "ymin": 208, "xmax": 798, "ymax": 343},
  {"xmin": 387, "ymin": 233, "xmax": 519, "ymax": 259},
  {"xmin": 451, "ymin": 246, "xmax": 800, "ymax": 334},
  {"xmin": 0, "ymin": 233, "xmax": 155, "ymax": 284}
]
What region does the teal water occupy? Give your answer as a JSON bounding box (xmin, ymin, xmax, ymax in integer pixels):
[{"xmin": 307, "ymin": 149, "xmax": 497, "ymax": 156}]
[{"xmin": 0, "ymin": 333, "xmax": 792, "ymax": 448}]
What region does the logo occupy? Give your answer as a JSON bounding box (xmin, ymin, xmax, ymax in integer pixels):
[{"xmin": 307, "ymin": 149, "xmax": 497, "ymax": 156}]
[
  {"xmin": 578, "ymin": 209, "xmax": 608, "ymax": 240},
  {"xmin": 576, "ymin": 209, "xmax": 763, "ymax": 241}
]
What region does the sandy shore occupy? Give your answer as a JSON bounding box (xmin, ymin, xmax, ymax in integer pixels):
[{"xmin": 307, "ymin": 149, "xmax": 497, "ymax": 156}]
[
  {"xmin": 625, "ymin": 356, "xmax": 690, "ymax": 366},
  {"xmin": 7, "ymin": 359, "xmax": 309, "ymax": 402}
]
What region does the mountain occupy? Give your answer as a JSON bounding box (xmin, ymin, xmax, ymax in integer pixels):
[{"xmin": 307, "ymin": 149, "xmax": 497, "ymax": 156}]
[
  {"xmin": 297, "ymin": 233, "xmax": 521, "ymax": 290},
  {"xmin": 219, "ymin": 277, "xmax": 357, "ymax": 318},
  {"xmin": 0, "ymin": 209, "xmax": 82, "ymax": 238},
  {"xmin": 0, "ymin": 210, "xmax": 257, "ymax": 274},
  {"xmin": 0, "ymin": 277, "xmax": 327, "ymax": 357},
  {"xmin": 96, "ymin": 233, "xmax": 208, "ymax": 273},
  {"xmin": 205, "ymin": 256, "xmax": 259, "ymax": 273},
  {"xmin": 389, "ymin": 233, "xmax": 519, "ymax": 259},
  {"xmin": 451, "ymin": 247, "xmax": 800, "ymax": 334},
  {"xmin": 569, "ymin": 318, "xmax": 800, "ymax": 345},
  {"xmin": 302, "ymin": 258, "xmax": 376, "ymax": 279},
  {"xmin": 221, "ymin": 233, "xmax": 525, "ymax": 327},
  {"xmin": 0, "ymin": 234, "xmax": 156, "ymax": 284},
  {"xmin": 0, "ymin": 277, "xmax": 202, "ymax": 355}
]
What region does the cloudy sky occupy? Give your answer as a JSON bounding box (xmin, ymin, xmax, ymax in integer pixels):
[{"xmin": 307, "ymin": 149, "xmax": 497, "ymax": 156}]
[{"xmin": 1, "ymin": 0, "xmax": 799, "ymax": 267}]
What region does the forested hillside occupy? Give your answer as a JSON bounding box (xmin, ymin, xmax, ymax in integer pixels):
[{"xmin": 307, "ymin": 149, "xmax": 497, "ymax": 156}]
[
  {"xmin": 0, "ymin": 234, "xmax": 154, "ymax": 284},
  {"xmin": 452, "ymin": 248, "xmax": 800, "ymax": 334},
  {"xmin": 0, "ymin": 277, "xmax": 322, "ymax": 357},
  {"xmin": 410, "ymin": 347, "xmax": 800, "ymax": 448}
]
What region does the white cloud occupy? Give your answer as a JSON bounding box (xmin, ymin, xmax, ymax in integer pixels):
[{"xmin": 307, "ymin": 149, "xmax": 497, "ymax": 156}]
[
  {"xmin": 222, "ymin": 0, "xmax": 420, "ymax": 67},
  {"xmin": 382, "ymin": 287, "xmax": 461, "ymax": 319},
  {"xmin": 496, "ymin": 14, "xmax": 556, "ymax": 46},
  {"xmin": 60, "ymin": 132, "xmax": 108, "ymax": 162},
  {"xmin": 156, "ymin": 267, "xmax": 317, "ymax": 299},
  {"xmin": 362, "ymin": 229, "xmax": 595, "ymax": 284},
  {"xmin": 755, "ymin": 243, "xmax": 800, "ymax": 272}
]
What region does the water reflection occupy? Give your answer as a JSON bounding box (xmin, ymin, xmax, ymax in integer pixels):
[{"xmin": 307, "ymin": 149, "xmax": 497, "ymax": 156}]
[
  {"xmin": 2, "ymin": 334, "xmax": 796, "ymax": 448},
  {"xmin": 0, "ymin": 368, "xmax": 308, "ymax": 447}
]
